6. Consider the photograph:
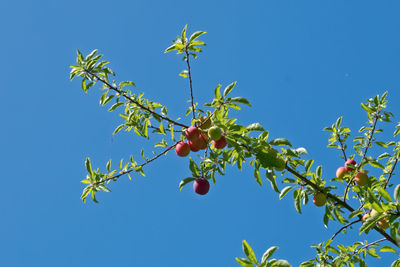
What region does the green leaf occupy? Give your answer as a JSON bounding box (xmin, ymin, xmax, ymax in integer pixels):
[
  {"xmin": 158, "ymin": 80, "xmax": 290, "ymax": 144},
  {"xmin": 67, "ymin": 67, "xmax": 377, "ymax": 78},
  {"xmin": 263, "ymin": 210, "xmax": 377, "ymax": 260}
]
[
  {"xmin": 108, "ymin": 102, "xmax": 124, "ymax": 112},
  {"xmin": 271, "ymin": 260, "xmax": 292, "ymax": 267},
  {"xmin": 361, "ymin": 103, "xmax": 372, "ymax": 113},
  {"xmin": 247, "ymin": 123, "xmax": 264, "ymax": 132},
  {"xmin": 391, "ymin": 259, "xmax": 400, "ymax": 267},
  {"xmin": 369, "ymin": 160, "xmax": 385, "ymax": 169},
  {"xmin": 270, "ymin": 138, "xmax": 292, "ymax": 147},
  {"xmin": 380, "ymin": 246, "xmax": 397, "ymax": 253},
  {"xmin": 179, "ymin": 177, "xmax": 196, "ymax": 191},
  {"xmin": 113, "ymin": 124, "xmax": 125, "ymax": 135},
  {"xmin": 254, "ymin": 168, "xmax": 262, "ymax": 186},
  {"xmin": 235, "ymin": 258, "xmax": 254, "ymax": 267},
  {"xmin": 379, "ymin": 188, "xmax": 393, "ymax": 202},
  {"xmin": 189, "ymin": 31, "xmax": 207, "ymax": 43},
  {"xmin": 98, "ymin": 184, "xmax": 111, "ymax": 192},
  {"xmin": 349, "ymin": 209, "xmax": 364, "ymax": 219},
  {"xmin": 164, "ymin": 44, "xmax": 177, "ymax": 53},
  {"xmin": 80, "ymin": 186, "xmax": 92, "ymax": 202},
  {"xmin": 279, "ymin": 186, "xmax": 293, "ymax": 200},
  {"xmin": 214, "ymin": 84, "xmax": 221, "ymax": 99},
  {"xmin": 242, "ymin": 240, "xmax": 258, "ymax": 265},
  {"xmin": 223, "ymin": 81, "xmax": 237, "ymax": 97},
  {"xmin": 85, "ymin": 157, "xmax": 93, "ymax": 177},
  {"xmin": 294, "ymin": 188, "xmax": 302, "ymax": 214},
  {"xmin": 266, "ymin": 170, "xmax": 280, "ymax": 193},
  {"xmin": 261, "ymin": 246, "xmax": 279, "ymax": 262},
  {"xmin": 230, "ymin": 97, "xmax": 251, "ymax": 106},
  {"xmin": 394, "ymin": 184, "xmax": 400, "ymax": 202},
  {"xmin": 367, "ymin": 248, "xmax": 380, "ymax": 258},
  {"xmin": 81, "ymin": 179, "xmax": 91, "ymax": 184},
  {"xmin": 359, "ymin": 213, "xmax": 383, "ymax": 234}
]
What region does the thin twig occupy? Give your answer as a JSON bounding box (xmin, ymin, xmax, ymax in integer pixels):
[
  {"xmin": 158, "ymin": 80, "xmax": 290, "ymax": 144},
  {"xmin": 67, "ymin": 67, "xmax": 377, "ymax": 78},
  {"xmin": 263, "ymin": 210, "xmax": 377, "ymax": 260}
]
[
  {"xmin": 330, "ymin": 219, "xmax": 362, "ymax": 241},
  {"xmin": 84, "ymin": 69, "xmax": 189, "ymax": 128},
  {"xmin": 352, "ymin": 238, "xmax": 387, "ymax": 256},
  {"xmin": 336, "ymin": 132, "xmax": 347, "ymax": 161},
  {"xmin": 378, "ymin": 157, "xmax": 399, "ymax": 202},
  {"xmin": 94, "ymin": 142, "xmax": 179, "ymax": 185},
  {"xmin": 185, "ymin": 49, "xmax": 196, "ymax": 123},
  {"xmin": 344, "ymin": 114, "xmax": 379, "ymax": 203},
  {"xmin": 148, "ymin": 125, "xmax": 183, "ymax": 133}
]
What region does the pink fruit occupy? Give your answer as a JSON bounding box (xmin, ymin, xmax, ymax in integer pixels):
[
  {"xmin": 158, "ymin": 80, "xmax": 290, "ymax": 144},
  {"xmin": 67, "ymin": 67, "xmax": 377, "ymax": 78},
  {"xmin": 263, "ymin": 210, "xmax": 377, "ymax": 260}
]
[
  {"xmin": 185, "ymin": 126, "xmax": 200, "ymax": 141},
  {"xmin": 345, "ymin": 159, "xmax": 356, "ymax": 171},
  {"xmin": 193, "ymin": 178, "xmax": 210, "ymax": 195},
  {"xmin": 336, "ymin": 167, "xmax": 347, "ymax": 179},
  {"xmin": 175, "ymin": 142, "xmax": 190, "ymax": 157}
]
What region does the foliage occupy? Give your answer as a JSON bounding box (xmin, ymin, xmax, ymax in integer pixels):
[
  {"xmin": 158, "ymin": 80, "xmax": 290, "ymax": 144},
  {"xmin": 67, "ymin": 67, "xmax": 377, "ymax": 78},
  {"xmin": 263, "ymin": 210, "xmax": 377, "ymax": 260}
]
[{"xmin": 70, "ymin": 25, "xmax": 400, "ymax": 266}]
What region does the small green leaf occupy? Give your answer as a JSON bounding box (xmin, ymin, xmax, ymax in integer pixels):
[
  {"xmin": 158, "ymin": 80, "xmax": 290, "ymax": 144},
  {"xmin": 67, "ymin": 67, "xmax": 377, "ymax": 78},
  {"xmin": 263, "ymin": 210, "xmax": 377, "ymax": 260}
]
[
  {"xmin": 235, "ymin": 258, "xmax": 254, "ymax": 267},
  {"xmin": 214, "ymin": 84, "xmax": 221, "ymax": 99},
  {"xmin": 230, "ymin": 97, "xmax": 251, "ymax": 106},
  {"xmin": 85, "ymin": 158, "xmax": 93, "ymax": 177},
  {"xmin": 380, "ymin": 246, "xmax": 397, "ymax": 253},
  {"xmin": 242, "ymin": 240, "xmax": 258, "ymax": 265},
  {"xmin": 108, "ymin": 102, "xmax": 124, "ymax": 112},
  {"xmin": 179, "ymin": 177, "xmax": 196, "ymax": 191},
  {"xmin": 394, "ymin": 184, "xmax": 400, "ymax": 202},
  {"xmin": 270, "ymin": 138, "xmax": 292, "ymax": 147},
  {"xmin": 189, "ymin": 31, "xmax": 207, "ymax": 43},
  {"xmin": 279, "ymin": 186, "xmax": 293, "ymax": 200},
  {"xmin": 98, "ymin": 184, "xmax": 111, "ymax": 192},
  {"xmin": 266, "ymin": 170, "xmax": 280, "ymax": 193},
  {"xmin": 247, "ymin": 123, "xmax": 264, "ymax": 132},
  {"xmin": 261, "ymin": 246, "xmax": 279, "ymax": 262},
  {"xmin": 271, "ymin": 259, "xmax": 292, "ymax": 267},
  {"xmin": 223, "ymin": 81, "xmax": 237, "ymax": 97},
  {"xmin": 81, "ymin": 179, "xmax": 91, "ymax": 184},
  {"xmin": 379, "ymin": 188, "xmax": 393, "ymax": 202}
]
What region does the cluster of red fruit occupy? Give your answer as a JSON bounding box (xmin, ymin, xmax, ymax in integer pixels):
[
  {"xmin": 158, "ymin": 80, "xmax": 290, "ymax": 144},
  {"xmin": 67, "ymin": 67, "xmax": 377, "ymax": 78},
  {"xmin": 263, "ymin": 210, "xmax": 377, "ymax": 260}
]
[
  {"xmin": 336, "ymin": 159, "xmax": 368, "ymax": 186},
  {"xmin": 313, "ymin": 159, "xmax": 370, "ymax": 208},
  {"xmin": 175, "ymin": 117, "xmax": 228, "ymax": 195}
]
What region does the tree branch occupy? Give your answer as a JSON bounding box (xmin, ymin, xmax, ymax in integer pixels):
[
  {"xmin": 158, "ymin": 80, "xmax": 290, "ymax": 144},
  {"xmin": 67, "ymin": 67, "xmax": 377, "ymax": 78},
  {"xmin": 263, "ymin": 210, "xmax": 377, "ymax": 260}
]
[
  {"xmin": 330, "ymin": 219, "xmax": 362, "ymax": 241},
  {"xmin": 285, "ymin": 165, "xmax": 398, "ymax": 247}
]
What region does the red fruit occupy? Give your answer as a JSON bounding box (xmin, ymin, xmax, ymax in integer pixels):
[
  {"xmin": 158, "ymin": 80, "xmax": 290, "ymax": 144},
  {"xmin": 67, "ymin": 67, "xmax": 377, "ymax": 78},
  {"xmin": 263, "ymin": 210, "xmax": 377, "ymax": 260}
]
[
  {"xmin": 193, "ymin": 178, "xmax": 210, "ymax": 195},
  {"xmin": 188, "ymin": 140, "xmax": 200, "ymax": 152},
  {"xmin": 345, "ymin": 159, "xmax": 356, "ymax": 171},
  {"xmin": 213, "ymin": 136, "xmax": 227, "ymax": 149},
  {"xmin": 175, "ymin": 142, "xmax": 190, "ymax": 157},
  {"xmin": 198, "ymin": 133, "xmax": 209, "ymax": 150},
  {"xmin": 336, "ymin": 167, "xmax": 347, "ymax": 179},
  {"xmin": 185, "ymin": 126, "xmax": 200, "ymax": 141}
]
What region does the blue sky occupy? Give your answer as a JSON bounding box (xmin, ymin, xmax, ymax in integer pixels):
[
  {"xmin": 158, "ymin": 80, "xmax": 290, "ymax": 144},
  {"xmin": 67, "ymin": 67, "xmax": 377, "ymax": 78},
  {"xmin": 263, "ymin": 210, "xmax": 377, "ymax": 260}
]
[{"xmin": 1, "ymin": 0, "xmax": 400, "ymax": 266}]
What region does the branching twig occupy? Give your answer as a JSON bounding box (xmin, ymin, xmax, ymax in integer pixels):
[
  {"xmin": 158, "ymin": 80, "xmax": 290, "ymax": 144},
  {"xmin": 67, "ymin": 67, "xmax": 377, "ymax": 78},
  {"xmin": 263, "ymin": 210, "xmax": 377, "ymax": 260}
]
[
  {"xmin": 84, "ymin": 69, "xmax": 190, "ymax": 128},
  {"xmin": 343, "ymin": 114, "xmax": 379, "ymax": 203},
  {"xmin": 352, "ymin": 238, "xmax": 387, "ymax": 256},
  {"xmin": 94, "ymin": 142, "xmax": 179, "ymax": 185},
  {"xmin": 330, "ymin": 219, "xmax": 362, "ymax": 241},
  {"xmin": 285, "ymin": 165, "xmax": 397, "ymax": 246}
]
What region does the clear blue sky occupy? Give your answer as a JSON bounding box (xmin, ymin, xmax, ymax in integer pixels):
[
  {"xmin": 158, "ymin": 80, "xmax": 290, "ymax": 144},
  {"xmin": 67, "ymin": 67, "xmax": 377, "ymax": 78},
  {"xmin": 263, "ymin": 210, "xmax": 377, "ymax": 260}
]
[{"xmin": 1, "ymin": 0, "xmax": 400, "ymax": 266}]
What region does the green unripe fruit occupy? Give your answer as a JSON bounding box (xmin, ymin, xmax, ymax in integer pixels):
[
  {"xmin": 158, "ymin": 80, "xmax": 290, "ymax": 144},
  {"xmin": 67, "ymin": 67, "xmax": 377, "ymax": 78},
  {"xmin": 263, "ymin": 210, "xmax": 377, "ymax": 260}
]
[
  {"xmin": 313, "ymin": 192, "xmax": 327, "ymax": 207},
  {"xmin": 354, "ymin": 172, "xmax": 368, "ymax": 186},
  {"xmin": 198, "ymin": 116, "xmax": 212, "ymax": 130},
  {"xmin": 208, "ymin": 126, "xmax": 222, "ymax": 141},
  {"xmin": 273, "ymin": 157, "xmax": 286, "ymax": 172}
]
